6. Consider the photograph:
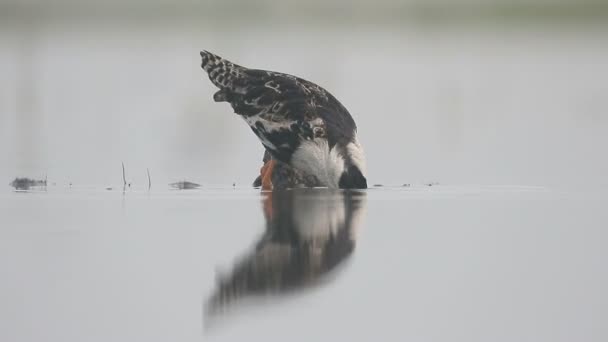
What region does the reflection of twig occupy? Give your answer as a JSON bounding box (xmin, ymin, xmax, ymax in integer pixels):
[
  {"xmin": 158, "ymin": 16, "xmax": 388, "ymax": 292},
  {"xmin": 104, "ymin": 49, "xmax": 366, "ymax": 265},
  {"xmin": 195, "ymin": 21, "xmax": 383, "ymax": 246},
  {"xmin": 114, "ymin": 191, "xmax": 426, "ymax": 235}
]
[{"xmin": 147, "ymin": 168, "xmax": 151, "ymax": 190}]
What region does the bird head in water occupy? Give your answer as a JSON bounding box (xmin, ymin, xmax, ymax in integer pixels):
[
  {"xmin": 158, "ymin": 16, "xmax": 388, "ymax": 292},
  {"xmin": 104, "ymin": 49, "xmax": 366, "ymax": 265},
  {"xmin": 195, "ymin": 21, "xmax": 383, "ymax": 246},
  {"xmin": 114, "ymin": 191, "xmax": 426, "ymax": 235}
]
[{"xmin": 200, "ymin": 50, "xmax": 367, "ymax": 189}]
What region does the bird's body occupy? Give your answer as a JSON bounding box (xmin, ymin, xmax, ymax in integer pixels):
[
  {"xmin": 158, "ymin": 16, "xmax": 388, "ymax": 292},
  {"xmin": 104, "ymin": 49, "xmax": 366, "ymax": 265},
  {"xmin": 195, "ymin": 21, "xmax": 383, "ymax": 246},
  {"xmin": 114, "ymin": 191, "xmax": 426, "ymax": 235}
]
[{"xmin": 200, "ymin": 50, "xmax": 367, "ymax": 189}]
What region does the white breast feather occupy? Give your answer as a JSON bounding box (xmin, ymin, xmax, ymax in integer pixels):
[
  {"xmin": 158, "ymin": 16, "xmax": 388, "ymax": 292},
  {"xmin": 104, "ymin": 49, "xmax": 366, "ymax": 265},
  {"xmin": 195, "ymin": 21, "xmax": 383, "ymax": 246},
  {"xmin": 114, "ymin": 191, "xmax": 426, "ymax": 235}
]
[{"xmin": 291, "ymin": 139, "xmax": 345, "ymax": 188}]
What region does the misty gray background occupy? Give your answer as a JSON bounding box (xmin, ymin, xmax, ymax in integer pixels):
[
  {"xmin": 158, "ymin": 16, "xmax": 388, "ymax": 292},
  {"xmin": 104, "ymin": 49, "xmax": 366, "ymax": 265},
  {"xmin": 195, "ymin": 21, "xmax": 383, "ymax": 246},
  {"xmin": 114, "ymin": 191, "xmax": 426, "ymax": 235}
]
[
  {"xmin": 1, "ymin": 1, "xmax": 608, "ymax": 342},
  {"xmin": 1, "ymin": 0, "xmax": 607, "ymax": 188}
]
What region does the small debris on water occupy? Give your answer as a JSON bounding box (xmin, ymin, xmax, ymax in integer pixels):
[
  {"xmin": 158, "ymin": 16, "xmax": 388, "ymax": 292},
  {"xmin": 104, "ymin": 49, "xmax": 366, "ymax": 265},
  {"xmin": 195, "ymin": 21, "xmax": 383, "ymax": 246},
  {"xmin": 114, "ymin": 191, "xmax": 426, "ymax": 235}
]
[
  {"xmin": 170, "ymin": 181, "xmax": 201, "ymax": 190},
  {"xmin": 373, "ymin": 184, "xmax": 384, "ymax": 187},
  {"xmin": 10, "ymin": 177, "xmax": 47, "ymax": 190},
  {"xmin": 426, "ymin": 182, "xmax": 440, "ymax": 187},
  {"xmin": 402, "ymin": 183, "xmax": 411, "ymax": 187}
]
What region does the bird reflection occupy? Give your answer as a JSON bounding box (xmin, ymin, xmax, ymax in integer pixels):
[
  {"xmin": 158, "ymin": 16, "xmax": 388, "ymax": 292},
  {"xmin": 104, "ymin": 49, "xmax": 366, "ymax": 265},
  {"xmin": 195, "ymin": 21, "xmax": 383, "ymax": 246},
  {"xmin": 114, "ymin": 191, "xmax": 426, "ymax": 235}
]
[{"xmin": 204, "ymin": 189, "xmax": 366, "ymax": 323}]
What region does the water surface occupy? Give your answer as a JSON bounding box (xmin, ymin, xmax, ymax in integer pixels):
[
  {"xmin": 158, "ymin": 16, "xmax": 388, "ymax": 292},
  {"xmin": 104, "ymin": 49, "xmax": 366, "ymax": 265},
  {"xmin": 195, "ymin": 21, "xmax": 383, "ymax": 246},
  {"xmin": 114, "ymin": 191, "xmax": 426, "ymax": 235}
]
[{"xmin": 1, "ymin": 185, "xmax": 606, "ymax": 341}]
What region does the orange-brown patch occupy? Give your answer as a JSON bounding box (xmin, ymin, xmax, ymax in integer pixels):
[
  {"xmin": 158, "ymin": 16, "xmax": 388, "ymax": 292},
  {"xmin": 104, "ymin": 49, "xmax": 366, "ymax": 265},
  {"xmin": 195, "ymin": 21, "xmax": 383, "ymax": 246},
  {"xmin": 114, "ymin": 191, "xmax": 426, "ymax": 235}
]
[
  {"xmin": 259, "ymin": 160, "xmax": 275, "ymax": 220},
  {"xmin": 259, "ymin": 159, "xmax": 275, "ymax": 191}
]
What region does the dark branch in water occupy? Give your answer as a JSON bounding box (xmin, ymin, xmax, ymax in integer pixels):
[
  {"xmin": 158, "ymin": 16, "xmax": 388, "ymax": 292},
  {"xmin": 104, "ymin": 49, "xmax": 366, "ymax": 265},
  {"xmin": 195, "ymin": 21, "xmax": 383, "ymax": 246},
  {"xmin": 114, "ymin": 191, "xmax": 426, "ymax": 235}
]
[
  {"xmin": 169, "ymin": 181, "xmax": 200, "ymax": 190},
  {"xmin": 10, "ymin": 177, "xmax": 46, "ymax": 190}
]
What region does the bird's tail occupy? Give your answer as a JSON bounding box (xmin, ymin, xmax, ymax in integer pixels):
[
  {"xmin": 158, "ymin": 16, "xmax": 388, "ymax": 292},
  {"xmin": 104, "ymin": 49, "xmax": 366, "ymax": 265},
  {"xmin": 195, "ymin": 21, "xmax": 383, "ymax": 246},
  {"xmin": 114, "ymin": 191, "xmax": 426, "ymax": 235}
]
[{"xmin": 200, "ymin": 50, "xmax": 245, "ymax": 102}]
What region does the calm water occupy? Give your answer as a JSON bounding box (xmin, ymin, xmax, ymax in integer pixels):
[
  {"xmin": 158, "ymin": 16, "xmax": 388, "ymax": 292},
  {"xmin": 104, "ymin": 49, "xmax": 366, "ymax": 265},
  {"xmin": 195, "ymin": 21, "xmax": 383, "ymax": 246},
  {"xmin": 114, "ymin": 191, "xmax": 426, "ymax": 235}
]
[{"xmin": 1, "ymin": 185, "xmax": 607, "ymax": 341}]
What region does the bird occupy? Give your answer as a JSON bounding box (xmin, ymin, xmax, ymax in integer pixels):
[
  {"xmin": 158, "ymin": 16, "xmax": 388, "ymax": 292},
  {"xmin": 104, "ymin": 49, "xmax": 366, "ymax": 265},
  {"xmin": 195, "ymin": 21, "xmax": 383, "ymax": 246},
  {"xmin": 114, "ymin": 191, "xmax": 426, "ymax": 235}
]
[{"xmin": 200, "ymin": 50, "xmax": 367, "ymax": 190}]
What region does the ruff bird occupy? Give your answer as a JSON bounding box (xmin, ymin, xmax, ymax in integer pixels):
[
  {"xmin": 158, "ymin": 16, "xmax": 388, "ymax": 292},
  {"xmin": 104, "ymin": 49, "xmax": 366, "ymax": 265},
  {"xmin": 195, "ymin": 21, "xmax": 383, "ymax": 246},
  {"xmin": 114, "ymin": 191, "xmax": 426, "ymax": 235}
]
[{"xmin": 200, "ymin": 50, "xmax": 367, "ymax": 189}]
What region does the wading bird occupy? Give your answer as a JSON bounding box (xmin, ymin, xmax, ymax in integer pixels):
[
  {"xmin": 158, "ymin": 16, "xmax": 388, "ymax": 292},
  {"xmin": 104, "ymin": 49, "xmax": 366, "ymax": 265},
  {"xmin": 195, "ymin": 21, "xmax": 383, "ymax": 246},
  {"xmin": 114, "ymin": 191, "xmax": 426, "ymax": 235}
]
[{"xmin": 200, "ymin": 51, "xmax": 367, "ymax": 190}]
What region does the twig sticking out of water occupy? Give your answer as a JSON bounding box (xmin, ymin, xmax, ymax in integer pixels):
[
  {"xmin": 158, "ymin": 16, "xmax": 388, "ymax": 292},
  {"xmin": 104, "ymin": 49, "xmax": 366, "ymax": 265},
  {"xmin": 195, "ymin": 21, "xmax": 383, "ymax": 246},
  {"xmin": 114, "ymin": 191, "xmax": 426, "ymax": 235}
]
[
  {"xmin": 147, "ymin": 168, "xmax": 151, "ymax": 190},
  {"xmin": 122, "ymin": 162, "xmax": 127, "ymax": 187},
  {"xmin": 122, "ymin": 162, "xmax": 127, "ymax": 193}
]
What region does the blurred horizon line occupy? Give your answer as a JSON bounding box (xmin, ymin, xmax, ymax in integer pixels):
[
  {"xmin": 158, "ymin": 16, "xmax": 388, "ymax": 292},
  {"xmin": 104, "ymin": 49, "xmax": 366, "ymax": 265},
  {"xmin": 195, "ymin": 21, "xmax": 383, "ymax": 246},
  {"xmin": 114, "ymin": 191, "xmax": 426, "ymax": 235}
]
[{"xmin": 1, "ymin": 2, "xmax": 607, "ymax": 28}]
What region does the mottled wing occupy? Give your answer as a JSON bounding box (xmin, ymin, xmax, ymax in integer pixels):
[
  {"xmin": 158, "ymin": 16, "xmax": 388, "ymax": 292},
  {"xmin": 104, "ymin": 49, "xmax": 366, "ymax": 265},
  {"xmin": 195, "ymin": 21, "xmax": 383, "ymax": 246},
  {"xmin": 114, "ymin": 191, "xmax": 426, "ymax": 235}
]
[{"xmin": 200, "ymin": 51, "xmax": 357, "ymax": 162}]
